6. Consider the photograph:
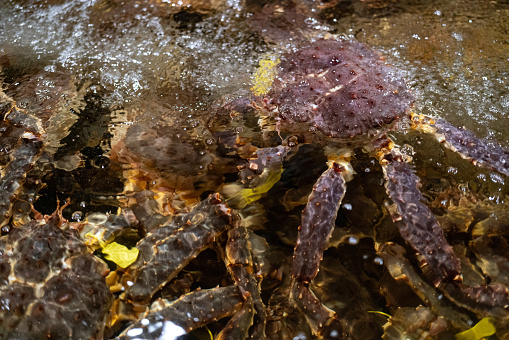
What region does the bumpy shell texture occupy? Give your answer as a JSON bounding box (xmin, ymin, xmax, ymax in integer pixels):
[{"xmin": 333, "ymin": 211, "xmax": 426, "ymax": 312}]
[
  {"xmin": 0, "ymin": 219, "xmax": 111, "ymax": 340},
  {"xmin": 268, "ymin": 39, "xmax": 414, "ymax": 141}
]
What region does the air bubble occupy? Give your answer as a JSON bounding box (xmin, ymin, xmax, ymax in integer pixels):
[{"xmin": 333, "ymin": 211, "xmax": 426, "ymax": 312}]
[
  {"xmin": 447, "ymin": 166, "xmax": 458, "ymax": 174},
  {"xmin": 92, "ymin": 156, "xmax": 110, "ymax": 169},
  {"xmin": 72, "ymin": 211, "xmax": 83, "ymax": 222},
  {"xmin": 348, "ymin": 236, "xmax": 358, "ymax": 244},
  {"xmin": 86, "ymin": 212, "xmax": 108, "ymax": 225}
]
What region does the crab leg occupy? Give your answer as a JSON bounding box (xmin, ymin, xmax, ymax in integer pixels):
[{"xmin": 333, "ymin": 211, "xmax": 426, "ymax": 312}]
[
  {"xmin": 412, "ymin": 114, "xmax": 509, "ymax": 176},
  {"xmin": 290, "ymin": 161, "xmax": 349, "ymax": 338},
  {"xmin": 222, "ymin": 224, "xmax": 266, "ymax": 339},
  {"xmin": 379, "ymin": 243, "xmax": 473, "ymax": 330},
  {"xmin": 0, "ymin": 139, "xmax": 42, "ymax": 227},
  {"xmin": 378, "ymin": 145, "xmax": 509, "ymax": 312},
  {"xmin": 117, "ymin": 286, "xmax": 245, "ymax": 339},
  {"xmin": 378, "ymin": 147, "xmax": 461, "ymax": 285},
  {"xmin": 124, "ymin": 194, "xmax": 236, "ymax": 304}
]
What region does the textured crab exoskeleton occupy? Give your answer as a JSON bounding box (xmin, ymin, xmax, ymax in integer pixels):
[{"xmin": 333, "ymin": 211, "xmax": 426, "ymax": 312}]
[
  {"xmin": 123, "ymin": 194, "xmax": 235, "ymax": 305},
  {"xmin": 378, "ymin": 146, "xmax": 509, "ymax": 314},
  {"xmin": 117, "ymin": 193, "xmax": 265, "ymax": 339},
  {"xmin": 0, "ymin": 210, "xmax": 112, "ymax": 339},
  {"xmin": 254, "ymin": 39, "xmax": 509, "ymax": 338},
  {"xmin": 0, "ymin": 90, "xmax": 44, "ymax": 228}
]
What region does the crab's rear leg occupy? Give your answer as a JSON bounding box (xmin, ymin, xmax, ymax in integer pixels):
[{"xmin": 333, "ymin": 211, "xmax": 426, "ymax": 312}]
[
  {"xmin": 290, "ymin": 159, "xmax": 352, "ymax": 339},
  {"xmin": 411, "ymin": 114, "xmax": 509, "ymax": 176},
  {"xmin": 376, "ymin": 143, "xmax": 509, "ymax": 313}
]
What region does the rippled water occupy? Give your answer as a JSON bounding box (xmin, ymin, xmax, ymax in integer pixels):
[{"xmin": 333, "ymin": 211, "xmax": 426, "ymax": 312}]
[
  {"xmin": 1, "ymin": 0, "xmax": 506, "ymax": 137},
  {"xmin": 1, "ymin": 0, "xmax": 508, "ymax": 339},
  {"xmin": 330, "ymin": 0, "xmax": 509, "ymax": 145}
]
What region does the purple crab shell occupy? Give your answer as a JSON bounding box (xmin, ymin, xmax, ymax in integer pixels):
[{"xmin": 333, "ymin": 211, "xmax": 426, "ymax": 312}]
[{"xmin": 268, "ymin": 39, "xmax": 415, "ymax": 142}]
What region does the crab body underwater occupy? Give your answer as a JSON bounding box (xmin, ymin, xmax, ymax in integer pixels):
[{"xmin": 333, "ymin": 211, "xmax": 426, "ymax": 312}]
[{"xmin": 1, "ymin": 37, "xmax": 509, "ymax": 339}]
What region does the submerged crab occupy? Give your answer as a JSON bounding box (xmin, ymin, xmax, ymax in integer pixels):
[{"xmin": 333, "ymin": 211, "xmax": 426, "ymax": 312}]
[
  {"xmin": 248, "ymin": 38, "xmax": 509, "ymax": 338},
  {"xmin": 101, "ymin": 193, "xmax": 268, "ymax": 339},
  {"xmin": 0, "ymin": 89, "xmax": 44, "ymax": 229},
  {"xmin": 0, "ymin": 206, "xmax": 112, "ymax": 339}
]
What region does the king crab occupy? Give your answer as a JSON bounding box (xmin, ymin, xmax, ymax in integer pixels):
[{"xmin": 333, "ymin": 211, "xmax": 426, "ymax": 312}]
[
  {"xmin": 249, "ymin": 38, "xmax": 509, "ymax": 338},
  {"xmin": 108, "ymin": 38, "xmax": 509, "ymax": 338}
]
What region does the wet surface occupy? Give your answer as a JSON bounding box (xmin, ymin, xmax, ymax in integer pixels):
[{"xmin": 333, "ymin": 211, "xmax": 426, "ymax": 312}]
[{"xmin": 1, "ymin": 0, "xmax": 509, "ymax": 339}]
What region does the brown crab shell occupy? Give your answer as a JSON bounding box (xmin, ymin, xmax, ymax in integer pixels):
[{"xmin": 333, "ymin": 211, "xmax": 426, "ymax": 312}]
[
  {"xmin": 0, "ymin": 217, "xmax": 111, "ymax": 339},
  {"xmin": 268, "ymin": 39, "xmax": 415, "ymax": 144}
]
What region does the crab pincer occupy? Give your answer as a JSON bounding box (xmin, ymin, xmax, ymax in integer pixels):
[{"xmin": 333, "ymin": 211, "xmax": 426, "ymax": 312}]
[{"xmin": 290, "ymin": 160, "xmax": 351, "ymax": 339}]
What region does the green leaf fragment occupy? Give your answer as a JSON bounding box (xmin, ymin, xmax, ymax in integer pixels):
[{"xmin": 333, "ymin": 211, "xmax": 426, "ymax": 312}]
[
  {"xmin": 455, "ymin": 317, "xmax": 496, "ymax": 340},
  {"xmin": 367, "ymin": 310, "xmax": 391, "ymax": 318},
  {"xmin": 102, "ymin": 242, "xmax": 139, "ymax": 268}
]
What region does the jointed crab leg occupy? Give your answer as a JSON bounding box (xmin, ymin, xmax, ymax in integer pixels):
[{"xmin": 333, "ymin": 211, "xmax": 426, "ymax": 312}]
[
  {"xmin": 411, "ymin": 114, "xmax": 509, "ymax": 176},
  {"xmin": 377, "ymin": 146, "xmax": 461, "ymax": 285},
  {"xmin": 290, "ymin": 160, "xmax": 349, "ymax": 338},
  {"xmin": 224, "ymin": 225, "xmax": 266, "ymax": 339},
  {"xmin": 377, "ymin": 144, "xmax": 509, "ymax": 313},
  {"xmin": 117, "ymin": 286, "xmax": 245, "ymax": 340},
  {"xmin": 124, "ymin": 194, "xmax": 236, "ymax": 305}
]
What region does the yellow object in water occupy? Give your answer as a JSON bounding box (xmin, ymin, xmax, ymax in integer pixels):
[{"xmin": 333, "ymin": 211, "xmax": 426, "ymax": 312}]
[
  {"xmin": 238, "ymin": 166, "xmax": 284, "ymax": 206},
  {"xmin": 251, "ymin": 56, "xmax": 280, "ymax": 96},
  {"xmin": 455, "ymin": 318, "xmax": 496, "ymax": 340},
  {"xmin": 102, "ymin": 242, "xmax": 140, "ymax": 269}
]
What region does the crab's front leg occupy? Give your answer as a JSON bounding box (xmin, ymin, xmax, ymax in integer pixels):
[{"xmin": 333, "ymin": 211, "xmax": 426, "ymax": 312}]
[
  {"xmin": 411, "ymin": 114, "xmax": 509, "ymax": 176},
  {"xmin": 290, "ymin": 159, "xmax": 353, "ymax": 339},
  {"xmin": 376, "ymin": 142, "xmax": 509, "ymax": 314}
]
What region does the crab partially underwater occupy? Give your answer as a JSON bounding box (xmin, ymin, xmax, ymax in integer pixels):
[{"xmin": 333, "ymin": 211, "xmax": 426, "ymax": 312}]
[
  {"xmin": 246, "ymin": 38, "xmax": 509, "ymax": 338},
  {"xmin": 2, "ymin": 32, "xmax": 509, "ymax": 340},
  {"xmin": 108, "ymin": 38, "xmax": 509, "ymax": 339}
]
